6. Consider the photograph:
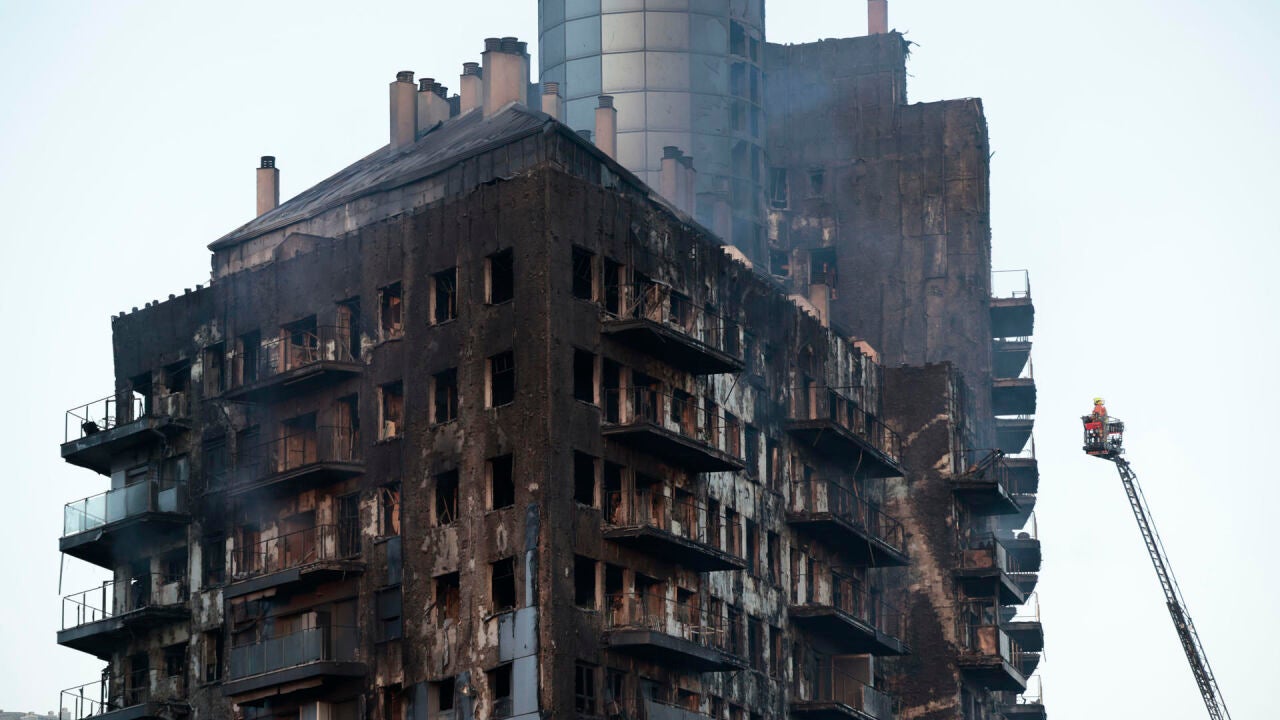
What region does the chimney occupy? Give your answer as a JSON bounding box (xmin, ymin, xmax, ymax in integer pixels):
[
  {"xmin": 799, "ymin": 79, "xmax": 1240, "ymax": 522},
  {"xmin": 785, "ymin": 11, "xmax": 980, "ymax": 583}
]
[
  {"xmin": 459, "ymin": 62, "xmax": 483, "ymax": 114},
  {"xmin": 417, "ymin": 78, "xmax": 451, "ymax": 131},
  {"xmin": 541, "ymin": 82, "xmax": 562, "ymax": 120},
  {"xmin": 594, "ymin": 95, "xmax": 617, "ymax": 159},
  {"xmin": 256, "ymin": 156, "xmax": 279, "ymax": 216},
  {"xmin": 390, "ymin": 71, "xmax": 417, "ymax": 149},
  {"xmin": 678, "ymin": 154, "xmax": 696, "ymax": 216},
  {"xmin": 868, "ymin": 0, "xmax": 888, "ymax": 35},
  {"xmin": 660, "ymin": 146, "xmax": 682, "ymax": 209},
  {"xmin": 482, "ymin": 37, "xmax": 530, "ymax": 117}
]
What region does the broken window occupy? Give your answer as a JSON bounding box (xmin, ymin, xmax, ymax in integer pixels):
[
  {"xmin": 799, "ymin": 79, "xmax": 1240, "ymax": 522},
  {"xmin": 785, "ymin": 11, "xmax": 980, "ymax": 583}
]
[
  {"xmin": 730, "ymin": 20, "xmax": 746, "ymax": 56},
  {"xmin": 432, "ymin": 678, "xmax": 456, "ymax": 712},
  {"xmin": 202, "ymin": 534, "xmax": 225, "ymax": 587},
  {"xmin": 161, "ymin": 548, "xmax": 187, "ymax": 584},
  {"xmin": 573, "ymin": 349, "xmax": 596, "ymax": 404},
  {"xmin": 678, "ymin": 689, "xmax": 700, "ymax": 712},
  {"xmin": 573, "ymin": 451, "xmax": 596, "ymax": 507},
  {"xmin": 337, "ymin": 492, "xmax": 360, "ymax": 557},
  {"xmin": 810, "ymin": 247, "xmax": 838, "ymax": 287},
  {"xmin": 745, "ymin": 519, "xmax": 759, "ymax": 576},
  {"xmin": 488, "ymin": 351, "xmax": 516, "ymax": 407},
  {"xmin": 707, "ymin": 498, "xmax": 723, "ymax": 552},
  {"xmin": 769, "ymin": 625, "xmax": 783, "ymax": 677},
  {"xmin": 488, "ymin": 663, "xmax": 513, "ymax": 718},
  {"xmin": 574, "ymin": 555, "xmax": 597, "ymax": 609},
  {"xmin": 724, "ymin": 411, "xmax": 741, "ymax": 458},
  {"xmin": 435, "ymin": 572, "xmax": 460, "ymax": 627},
  {"xmin": 726, "ymin": 508, "xmax": 741, "ymax": 558},
  {"xmin": 434, "ymin": 470, "xmax": 459, "ymax": 525},
  {"xmin": 491, "ymin": 557, "xmax": 517, "ymax": 612},
  {"xmin": 607, "ymin": 669, "xmax": 627, "ymax": 713},
  {"xmin": 203, "ymin": 343, "xmax": 226, "ymax": 396},
  {"xmin": 433, "ymin": 368, "xmax": 458, "ymax": 423},
  {"xmin": 572, "ymin": 246, "xmax": 596, "ymax": 300},
  {"xmin": 603, "ymin": 258, "xmax": 623, "ymax": 315},
  {"xmin": 574, "ymin": 662, "xmax": 597, "ymax": 713},
  {"xmin": 337, "ymin": 298, "xmax": 361, "ymax": 360},
  {"xmin": 163, "ymin": 642, "xmax": 186, "ymax": 681},
  {"xmin": 377, "ymin": 586, "xmax": 403, "ymax": 641},
  {"xmin": 768, "ymin": 168, "xmax": 788, "ymax": 209},
  {"xmin": 744, "ymin": 425, "xmax": 760, "ymax": 476},
  {"xmin": 234, "ymin": 331, "xmax": 260, "ymax": 387},
  {"xmin": 201, "ymin": 631, "xmax": 223, "ymax": 683},
  {"xmin": 379, "ymin": 282, "xmax": 404, "ymax": 340},
  {"xmin": 486, "ymin": 248, "xmax": 515, "ymax": 304},
  {"xmin": 768, "ymin": 532, "xmax": 781, "ymax": 586},
  {"xmin": 380, "ymin": 381, "xmax": 403, "ymax": 439},
  {"xmin": 748, "ymin": 616, "xmax": 764, "ymax": 671},
  {"xmin": 432, "ymin": 268, "xmax": 458, "ymax": 324},
  {"xmin": 809, "ymin": 167, "xmax": 826, "ymax": 197},
  {"xmin": 489, "ymin": 454, "xmax": 515, "ymax": 509},
  {"xmin": 380, "ymin": 482, "xmax": 401, "ymax": 536},
  {"xmin": 604, "ymin": 462, "xmax": 623, "ymax": 521},
  {"xmin": 281, "ymin": 316, "xmax": 319, "ymax": 372},
  {"xmin": 335, "ymin": 394, "xmax": 360, "ymax": 459}
]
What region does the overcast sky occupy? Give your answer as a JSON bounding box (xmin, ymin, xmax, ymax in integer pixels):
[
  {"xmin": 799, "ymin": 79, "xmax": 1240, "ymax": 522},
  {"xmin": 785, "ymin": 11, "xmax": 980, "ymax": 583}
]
[{"xmin": 1, "ymin": 1, "xmax": 1276, "ymax": 717}]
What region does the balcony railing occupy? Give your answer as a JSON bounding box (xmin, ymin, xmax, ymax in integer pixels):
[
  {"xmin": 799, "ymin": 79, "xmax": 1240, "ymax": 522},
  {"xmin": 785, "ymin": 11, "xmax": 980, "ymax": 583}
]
[
  {"xmin": 231, "ymin": 524, "xmax": 360, "ymax": 581},
  {"xmin": 61, "ymin": 669, "xmax": 177, "ymax": 720},
  {"xmin": 793, "ymin": 571, "xmax": 908, "ymax": 647},
  {"xmin": 62, "ymin": 574, "xmax": 187, "ymax": 631},
  {"xmin": 786, "ymin": 389, "xmax": 903, "ymax": 474},
  {"xmin": 63, "ymin": 478, "xmax": 187, "ymax": 538},
  {"xmin": 991, "ymin": 270, "xmax": 1031, "ymax": 300},
  {"xmin": 232, "ymin": 326, "xmax": 358, "ymax": 390},
  {"xmin": 601, "ymin": 282, "xmax": 746, "ymax": 374},
  {"xmin": 604, "ymin": 592, "xmax": 738, "ymax": 657},
  {"xmin": 789, "ymin": 477, "xmax": 907, "ymax": 563},
  {"xmin": 229, "ymin": 624, "xmax": 361, "ymax": 680},
  {"xmin": 606, "ymin": 489, "xmax": 724, "ymax": 551},
  {"xmin": 64, "ymin": 391, "xmax": 191, "ymax": 445},
  {"xmin": 958, "ymin": 622, "xmax": 1022, "ymax": 666},
  {"xmin": 213, "ymin": 426, "xmax": 362, "ymax": 492},
  {"xmin": 601, "ymin": 387, "xmax": 743, "ymax": 472},
  {"xmin": 797, "ymin": 663, "xmax": 896, "ymax": 720}
]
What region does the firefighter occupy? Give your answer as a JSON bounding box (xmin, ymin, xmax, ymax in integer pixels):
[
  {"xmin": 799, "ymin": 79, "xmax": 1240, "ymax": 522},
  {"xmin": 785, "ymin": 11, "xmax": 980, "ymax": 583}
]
[{"xmin": 1090, "ymin": 397, "xmax": 1108, "ymax": 445}]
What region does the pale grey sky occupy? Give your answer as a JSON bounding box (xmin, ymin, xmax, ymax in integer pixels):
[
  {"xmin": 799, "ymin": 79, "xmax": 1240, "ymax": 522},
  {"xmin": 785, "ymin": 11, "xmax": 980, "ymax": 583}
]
[{"xmin": 1, "ymin": 1, "xmax": 1275, "ymax": 717}]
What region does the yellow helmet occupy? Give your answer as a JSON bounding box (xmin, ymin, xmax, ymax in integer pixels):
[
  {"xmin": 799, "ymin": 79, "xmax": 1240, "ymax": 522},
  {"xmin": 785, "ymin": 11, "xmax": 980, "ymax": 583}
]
[{"xmin": 1093, "ymin": 397, "xmax": 1105, "ymax": 405}]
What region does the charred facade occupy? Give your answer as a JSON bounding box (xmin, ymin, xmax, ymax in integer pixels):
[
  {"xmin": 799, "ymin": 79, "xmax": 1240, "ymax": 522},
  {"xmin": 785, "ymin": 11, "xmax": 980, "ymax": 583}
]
[{"xmin": 57, "ymin": 4, "xmax": 1040, "ymax": 720}]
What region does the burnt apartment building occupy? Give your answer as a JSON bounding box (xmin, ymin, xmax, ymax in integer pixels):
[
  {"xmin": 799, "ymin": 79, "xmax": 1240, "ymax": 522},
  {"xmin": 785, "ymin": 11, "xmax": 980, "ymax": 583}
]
[{"xmin": 55, "ymin": 2, "xmax": 1040, "ymax": 720}]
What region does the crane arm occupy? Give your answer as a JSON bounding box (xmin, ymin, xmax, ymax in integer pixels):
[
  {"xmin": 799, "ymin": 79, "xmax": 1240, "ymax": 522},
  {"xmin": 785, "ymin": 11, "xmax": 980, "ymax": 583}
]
[{"xmin": 1113, "ymin": 458, "xmax": 1232, "ymax": 720}]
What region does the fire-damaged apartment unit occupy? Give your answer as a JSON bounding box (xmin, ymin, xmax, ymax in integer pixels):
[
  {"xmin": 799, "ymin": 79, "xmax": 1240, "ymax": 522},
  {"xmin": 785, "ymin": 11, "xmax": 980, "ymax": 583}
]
[{"xmin": 56, "ymin": 3, "xmax": 1041, "ymax": 720}]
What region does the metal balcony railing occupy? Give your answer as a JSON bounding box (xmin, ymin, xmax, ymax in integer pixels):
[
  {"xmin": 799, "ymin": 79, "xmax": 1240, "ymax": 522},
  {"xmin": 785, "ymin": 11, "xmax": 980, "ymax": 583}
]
[
  {"xmin": 65, "ymin": 390, "xmax": 189, "ymax": 443},
  {"xmin": 992, "ymin": 270, "xmax": 1031, "ymax": 300},
  {"xmin": 604, "ymin": 592, "xmax": 738, "ymax": 657},
  {"xmin": 602, "ymin": 387, "xmax": 739, "ymax": 457},
  {"xmin": 958, "ymin": 450, "xmax": 1017, "ymax": 495},
  {"xmin": 62, "ymin": 574, "xmax": 188, "ymax": 631},
  {"xmin": 232, "ymin": 325, "xmax": 358, "ymax": 388},
  {"xmin": 789, "ymin": 478, "xmax": 907, "ymax": 556},
  {"xmin": 212, "ymin": 426, "xmax": 361, "ymax": 490},
  {"xmin": 789, "ymin": 389, "xmax": 903, "ymax": 466},
  {"xmin": 605, "ymin": 489, "xmax": 730, "ymax": 554},
  {"xmin": 959, "ymin": 532, "xmax": 1040, "ymax": 574},
  {"xmin": 602, "ymin": 282, "xmax": 746, "ymax": 359},
  {"xmin": 801, "ymin": 663, "xmax": 897, "ymax": 720},
  {"xmin": 61, "ymin": 669, "xmax": 161, "ymax": 720},
  {"xmin": 228, "ymin": 624, "xmax": 360, "ymax": 680},
  {"xmin": 794, "ymin": 571, "xmax": 907, "ymax": 641},
  {"xmin": 63, "ymin": 477, "xmax": 187, "ymax": 537},
  {"xmin": 231, "ymin": 524, "xmax": 360, "ymax": 581}
]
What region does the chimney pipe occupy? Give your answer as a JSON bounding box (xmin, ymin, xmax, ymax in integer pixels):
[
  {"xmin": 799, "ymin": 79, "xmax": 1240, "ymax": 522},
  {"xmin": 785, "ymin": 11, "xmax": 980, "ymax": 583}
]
[
  {"xmin": 868, "ymin": 0, "xmax": 888, "ymax": 35},
  {"xmin": 660, "ymin": 146, "xmax": 682, "ymax": 209},
  {"xmin": 594, "ymin": 95, "xmax": 617, "ymax": 160},
  {"xmin": 417, "ymin": 77, "xmax": 451, "ymax": 131},
  {"xmin": 390, "ymin": 70, "xmax": 417, "ymax": 149},
  {"xmin": 541, "ymin": 82, "xmax": 562, "ymax": 120},
  {"xmin": 678, "ymin": 154, "xmax": 696, "ymax": 216},
  {"xmin": 482, "ymin": 37, "xmax": 530, "ymax": 117},
  {"xmin": 256, "ymin": 156, "xmax": 279, "ymax": 216},
  {"xmin": 459, "ymin": 62, "xmax": 483, "ymax": 114}
]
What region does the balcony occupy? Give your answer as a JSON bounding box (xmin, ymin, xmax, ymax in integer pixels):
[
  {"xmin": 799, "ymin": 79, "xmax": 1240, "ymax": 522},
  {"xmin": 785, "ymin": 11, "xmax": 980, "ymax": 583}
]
[
  {"xmin": 62, "ymin": 672, "xmax": 186, "ymax": 720},
  {"xmin": 992, "ymin": 378, "xmax": 1036, "ymax": 417},
  {"xmin": 996, "ymin": 417, "xmax": 1034, "ymax": 456},
  {"xmin": 787, "ymin": 479, "xmax": 908, "ymax": 567},
  {"xmin": 603, "ymin": 490, "xmax": 745, "ymax": 572},
  {"xmin": 59, "ymin": 575, "xmax": 188, "ymax": 659},
  {"xmin": 952, "ymin": 452, "xmax": 1020, "ymax": 516},
  {"xmin": 955, "ymin": 534, "xmax": 1025, "ymax": 606},
  {"xmin": 999, "ymin": 677, "xmax": 1047, "ymax": 720},
  {"xmin": 62, "ymin": 393, "xmax": 189, "ymax": 475},
  {"xmin": 990, "ymin": 270, "xmax": 1034, "ymax": 339},
  {"xmin": 224, "ymin": 325, "xmax": 361, "ymax": 402},
  {"xmin": 790, "ymin": 574, "xmax": 908, "ymax": 656},
  {"xmin": 785, "ymin": 391, "xmax": 903, "ymax": 479},
  {"xmin": 226, "ymin": 524, "xmax": 363, "ymax": 599},
  {"xmin": 214, "ymin": 426, "xmax": 364, "ymax": 497},
  {"xmin": 61, "ymin": 478, "xmax": 189, "ymax": 568},
  {"xmin": 601, "ymin": 282, "xmax": 746, "ymax": 375},
  {"xmin": 956, "ymin": 624, "xmax": 1028, "ymax": 692},
  {"xmin": 603, "ymin": 592, "xmax": 747, "ymax": 672},
  {"xmin": 224, "ymin": 625, "xmax": 365, "ymax": 700},
  {"xmin": 992, "ymin": 339, "xmax": 1031, "ymax": 380},
  {"xmin": 601, "ymin": 388, "xmax": 745, "ymax": 473},
  {"xmin": 791, "ymin": 663, "xmax": 897, "ymax": 720}
]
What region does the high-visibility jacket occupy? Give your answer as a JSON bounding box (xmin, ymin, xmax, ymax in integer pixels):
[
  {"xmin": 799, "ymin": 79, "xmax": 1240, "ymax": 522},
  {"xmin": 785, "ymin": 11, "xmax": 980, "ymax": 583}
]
[{"xmin": 1093, "ymin": 404, "xmax": 1107, "ymax": 419}]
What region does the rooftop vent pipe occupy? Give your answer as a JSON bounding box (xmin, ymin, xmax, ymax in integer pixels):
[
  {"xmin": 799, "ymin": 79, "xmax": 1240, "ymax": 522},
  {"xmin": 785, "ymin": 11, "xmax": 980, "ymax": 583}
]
[
  {"xmin": 868, "ymin": 0, "xmax": 888, "ymax": 35},
  {"xmin": 482, "ymin": 37, "xmax": 530, "ymax": 117},
  {"xmin": 459, "ymin": 62, "xmax": 483, "ymax": 114},
  {"xmin": 390, "ymin": 70, "xmax": 417, "ymax": 149},
  {"xmin": 677, "ymin": 154, "xmax": 696, "ymax": 216},
  {"xmin": 256, "ymin": 156, "xmax": 279, "ymax": 216},
  {"xmin": 594, "ymin": 95, "xmax": 617, "ymax": 159}
]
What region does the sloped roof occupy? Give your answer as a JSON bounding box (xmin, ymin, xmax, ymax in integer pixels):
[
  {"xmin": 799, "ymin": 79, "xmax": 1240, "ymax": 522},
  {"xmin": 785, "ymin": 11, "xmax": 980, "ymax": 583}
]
[{"xmin": 210, "ymin": 105, "xmax": 552, "ymax": 250}]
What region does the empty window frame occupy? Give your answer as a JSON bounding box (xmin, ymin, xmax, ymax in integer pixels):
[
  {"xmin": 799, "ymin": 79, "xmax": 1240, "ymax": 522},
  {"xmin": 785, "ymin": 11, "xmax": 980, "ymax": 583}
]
[
  {"xmin": 380, "ymin": 482, "xmax": 401, "ymax": 536},
  {"xmin": 488, "ymin": 351, "xmax": 515, "ymax": 407},
  {"xmin": 572, "ymin": 246, "xmax": 596, "ymax": 300},
  {"xmin": 488, "ymin": 663, "xmax": 513, "ymax": 718},
  {"xmin": 436, "ymin": 572, "xmax": 461, "ymax": 626},
  {"xmin": 434, "ymin": 470, "xmax": 459, "ymax": 525},
  {"xmin": 201, "ymin": 631, "xmax": 223, "ymax": 683},
  {"xmin": 573, "ymin": 451, "xmax": 597, "ymax": 506},
  {"xmin": 431, "ymin": 268, "xmax": 458, "ymax": 324},
  {"xmin": 380, "ymin": 381, "xmax": 404, "ymax": 439},
  {"xmin": 573, "ymin": 349, "xmax": 597, "ymax": 404},
  {"xmin": 574, "ymin": 662, "xmax": 597, "ymax": 713},
  {"xmin": 574, "ymin": 555, "xmax": 597, "ymax": 609},
  {"xmin": 202, "ymin": 534, "xmax": 226, "ymax": 587},
  {"xmin": 768, "ymin": 167, "xmax": 788, "ymax": 209},
  {"xmin": 491, "ymin": 557, "xmax": 517, "ymax": 612},
  {"xmin": 163, "ymin": 642, "xmax": 186, "ymax": 680},
  {"xmin": 379, "ymin": 282, "xmax": 404, "ymax": 339},
  {"xmin": 486, "ymin": 249, "xmax": 515, "ymax": 304},
  {"xmin": 489, "ymin": 454, "xmax": 515, "ymax": 509},
  {"xmin": 203, "ymin": 342, "xmax": 226, "ymax": 396},
  {"xmin": 433, "ymin": 369, "xmax": 458, "ymax": 423},
  {"xmin": 377, "ymin": 586, "xmax": 403, "ymax": 641}
]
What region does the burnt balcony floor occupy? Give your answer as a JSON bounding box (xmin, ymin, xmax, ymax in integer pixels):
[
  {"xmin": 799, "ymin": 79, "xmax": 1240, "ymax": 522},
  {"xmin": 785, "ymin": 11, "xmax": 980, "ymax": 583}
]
[
  {"xmin": 603, "ymin": 629, "xmax": 747, "ymax": 672},
  {"xmin": 602, "ymin": 422, "xmax": 744, "ymax": 473},
  {"xmin": 225, "ymin": 460, "xmax": 365, "ymax": 498},
  {"xmin": 789, "ymin": 605, "xmax": 909, "ymax": 657},
  {"xmin": 991, "ymin": 297, "xmax": 1034, "ymax": 339},
  {"xmin": 789, "ymin": 702, "xmax": 887, "ymax": 720},
  {"xmin": 58, "ymin": 605, "xmax": 189, "ymax": 659},
  {"xmin": 225, "ymin": 559, "xmax": 365, "ymax": 600},
  {"xmin": 60, "ymin": 512, "xmax": 189, "ymax": 569},
  {"xmin": 602, "ymin": 318, "xmax": 744, "ymax": 375},
  {"xmin": 996, "ymin": 418, "xmax": 1035, "ymax": 455},
  {"xmin": 785, "ymin": 512, "xmax": 909, "ymax": 567},
  {"xmin": 958, "ymin": 654, "xmax": 1028, "ymax": 693},
  {"xmin": 223, "ymin": 362, "xmax": 362, "ymax": 402},
  {"xmin": 952, "ymin": 476, "xmax": 1021, "ymax": 516},
  {"xmin": 222, "ymin": 661, "xmax": 367, "ymax": 702},
  {"xmin": 993, "ymin": 378, "xmax": 1037, "ymax": 416},
  {"xmin": 602, "ymin": 524, "xmax": 745, "ymax": 572},
  {"xmin": 955, "ymin": 567, "xmax": 1026, "ymax": 607},
  {"xmin": 1000, "ymin": 703, "xmax": 1047, "ymax": 720},
  {"xmin": 61, "ymin": 416, "xmax": 188, "ymax": 475},
  {"xmin": 784, "ymin": 420, "xmax": 903, "ymax": 479}
]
